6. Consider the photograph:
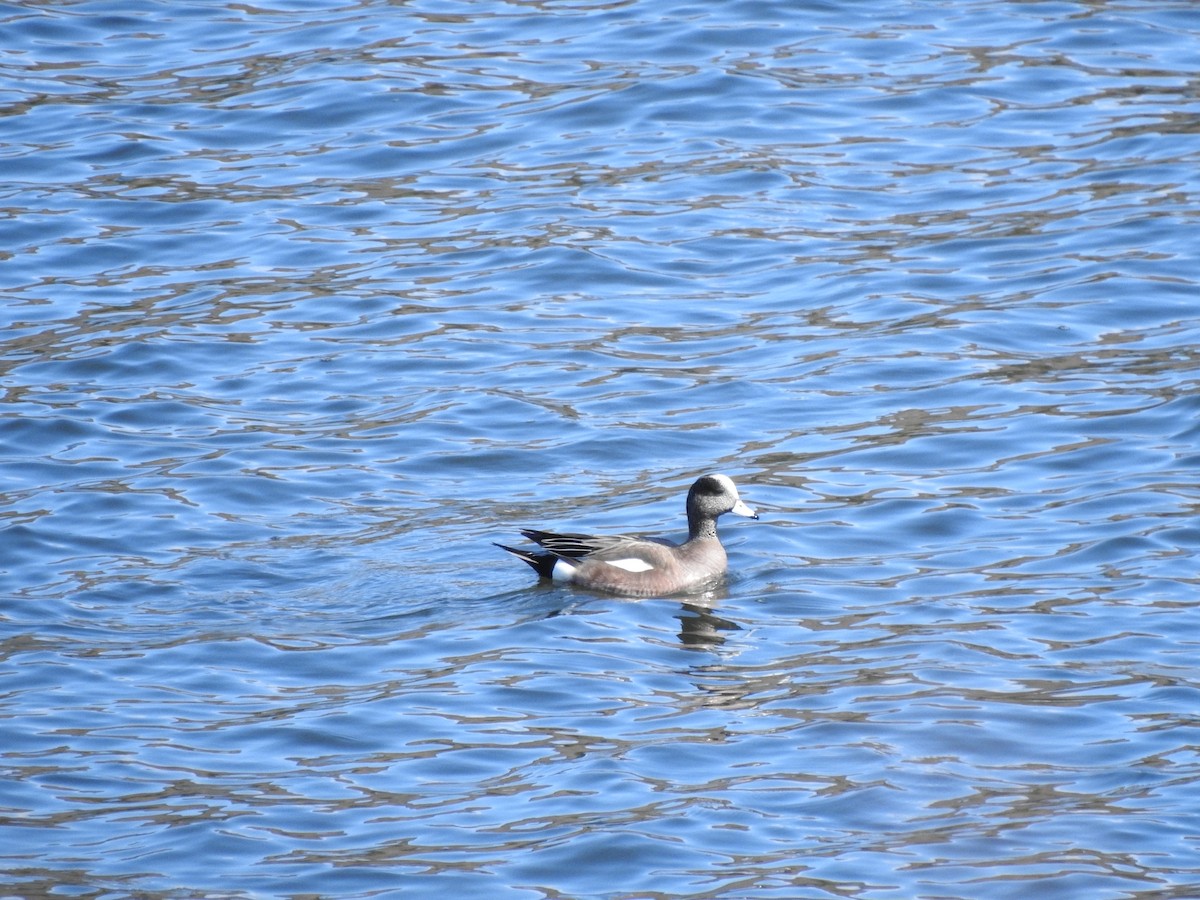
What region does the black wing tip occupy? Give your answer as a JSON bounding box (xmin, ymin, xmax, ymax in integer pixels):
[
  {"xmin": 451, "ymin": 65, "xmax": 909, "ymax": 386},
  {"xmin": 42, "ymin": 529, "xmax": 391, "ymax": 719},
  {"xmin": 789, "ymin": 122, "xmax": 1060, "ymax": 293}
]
[{"xmin": 495, "ymin": 541, "xmax": 558, "ymax": 579}]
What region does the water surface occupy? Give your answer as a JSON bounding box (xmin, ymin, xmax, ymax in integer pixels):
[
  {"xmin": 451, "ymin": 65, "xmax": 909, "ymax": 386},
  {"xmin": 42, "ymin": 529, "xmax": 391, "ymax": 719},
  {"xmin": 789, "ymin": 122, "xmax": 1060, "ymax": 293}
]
[{"xmin": 2, "ymin": 0, "xmax": 1199, "ymax": 897}]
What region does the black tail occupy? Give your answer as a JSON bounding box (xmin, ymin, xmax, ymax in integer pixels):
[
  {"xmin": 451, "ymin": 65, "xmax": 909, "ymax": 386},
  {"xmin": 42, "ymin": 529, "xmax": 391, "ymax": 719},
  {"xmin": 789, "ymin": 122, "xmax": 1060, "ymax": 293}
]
[{"xmin": 494, "ymin": 543, "xmax": 558, "ymax": 580}]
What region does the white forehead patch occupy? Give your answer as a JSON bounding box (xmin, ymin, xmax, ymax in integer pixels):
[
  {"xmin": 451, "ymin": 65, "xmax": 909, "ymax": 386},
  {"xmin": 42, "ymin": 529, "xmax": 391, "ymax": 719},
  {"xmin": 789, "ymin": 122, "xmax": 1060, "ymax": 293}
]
[
  {"xmin": 711, "ymin": 473, "xmax": 738, "ymax": 497},
  {"xmin": 604, "ymin": 558, "xmax": 655, "ymax": 573}
]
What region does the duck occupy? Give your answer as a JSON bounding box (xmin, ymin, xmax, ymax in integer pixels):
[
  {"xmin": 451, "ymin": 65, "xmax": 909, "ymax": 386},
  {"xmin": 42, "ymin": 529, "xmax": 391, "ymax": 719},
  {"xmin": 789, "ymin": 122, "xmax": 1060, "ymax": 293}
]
[{"xmin": 495, "ymin": 473, "xmax": 757, "ymax": 597}]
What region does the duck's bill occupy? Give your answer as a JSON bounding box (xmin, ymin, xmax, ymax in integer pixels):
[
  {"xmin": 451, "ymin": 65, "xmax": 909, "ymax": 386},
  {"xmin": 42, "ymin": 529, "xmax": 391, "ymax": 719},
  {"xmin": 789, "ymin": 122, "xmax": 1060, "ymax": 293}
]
[{"xmin": 732, "ymin": 499, "xmax": 758, "ymax": 519}]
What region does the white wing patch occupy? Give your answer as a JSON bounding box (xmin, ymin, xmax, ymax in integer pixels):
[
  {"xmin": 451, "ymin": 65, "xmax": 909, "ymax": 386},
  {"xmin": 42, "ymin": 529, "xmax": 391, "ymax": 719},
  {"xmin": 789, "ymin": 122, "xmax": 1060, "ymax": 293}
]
[{"xmin": 604, "ymin": 557, "xmax": 655, "ymax": 573}]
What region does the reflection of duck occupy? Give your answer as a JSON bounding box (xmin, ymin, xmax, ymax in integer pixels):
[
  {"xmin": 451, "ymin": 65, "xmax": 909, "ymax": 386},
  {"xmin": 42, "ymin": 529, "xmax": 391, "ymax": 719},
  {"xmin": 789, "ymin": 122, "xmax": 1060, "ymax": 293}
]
[
  {"xmin": 496, "ymin": 474, "xmax": 757, "ymax": 597},
  {"xmin": 677, "ymin": 601, "xmax": 741, "ymax": 649}
]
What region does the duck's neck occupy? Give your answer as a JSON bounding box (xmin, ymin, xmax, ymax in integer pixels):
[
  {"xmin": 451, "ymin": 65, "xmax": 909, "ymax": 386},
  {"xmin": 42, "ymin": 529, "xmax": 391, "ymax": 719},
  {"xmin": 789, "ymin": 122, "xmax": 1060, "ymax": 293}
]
[{"xmin": 687, "ymin": 512, "xmax": 718, "ymax": 542}]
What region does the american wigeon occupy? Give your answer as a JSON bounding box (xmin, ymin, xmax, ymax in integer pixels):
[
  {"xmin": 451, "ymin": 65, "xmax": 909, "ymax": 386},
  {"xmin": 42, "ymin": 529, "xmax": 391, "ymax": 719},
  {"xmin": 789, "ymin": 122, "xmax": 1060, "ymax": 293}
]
[{"xmin": 496, "ymin": 473, "xmax": 758, "ymax": 597}]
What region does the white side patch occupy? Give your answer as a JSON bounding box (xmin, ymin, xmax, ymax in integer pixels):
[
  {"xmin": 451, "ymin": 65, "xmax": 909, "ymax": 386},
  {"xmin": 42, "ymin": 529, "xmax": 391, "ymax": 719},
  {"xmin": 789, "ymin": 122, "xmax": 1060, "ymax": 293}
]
[
  {"xmin": 604, "ymin": 558, "xmax": 655, "ymax": 574},
  {"xmin": 551, "ymin": 558, "xmax": 578, "ymax": 581}
]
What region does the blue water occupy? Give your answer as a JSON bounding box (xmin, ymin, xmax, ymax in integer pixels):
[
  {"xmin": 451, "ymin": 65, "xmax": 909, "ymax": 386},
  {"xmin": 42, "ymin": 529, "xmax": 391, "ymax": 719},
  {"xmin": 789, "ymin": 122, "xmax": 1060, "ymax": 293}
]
[{"xmin": 3, "ymin": 0, "xmax": 1200, "ymax": 897}]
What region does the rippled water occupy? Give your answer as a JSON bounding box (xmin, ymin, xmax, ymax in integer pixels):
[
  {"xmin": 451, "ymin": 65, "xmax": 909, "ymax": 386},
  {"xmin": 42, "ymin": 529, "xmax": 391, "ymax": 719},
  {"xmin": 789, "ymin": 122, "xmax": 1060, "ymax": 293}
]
[{"xmin": 3, "ymin": 0, "xmax": 1200, "ymax": 897}]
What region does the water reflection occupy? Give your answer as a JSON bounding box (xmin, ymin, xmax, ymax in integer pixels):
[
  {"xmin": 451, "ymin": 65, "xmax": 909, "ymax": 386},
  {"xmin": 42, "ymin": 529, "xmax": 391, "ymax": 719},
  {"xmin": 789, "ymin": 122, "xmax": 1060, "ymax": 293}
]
[{"xmin": 676, "ymin": 599, "xmax": 741, "ymax": 649}]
